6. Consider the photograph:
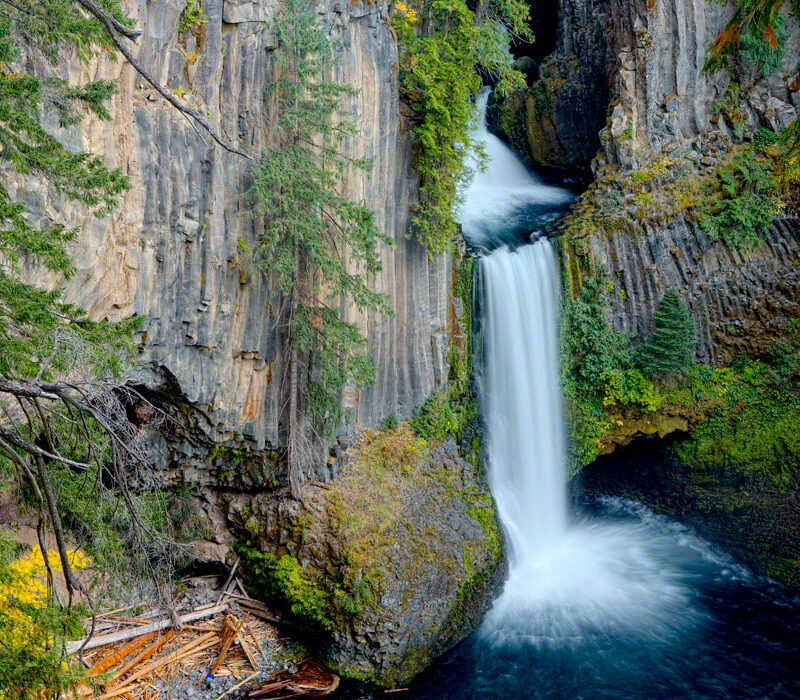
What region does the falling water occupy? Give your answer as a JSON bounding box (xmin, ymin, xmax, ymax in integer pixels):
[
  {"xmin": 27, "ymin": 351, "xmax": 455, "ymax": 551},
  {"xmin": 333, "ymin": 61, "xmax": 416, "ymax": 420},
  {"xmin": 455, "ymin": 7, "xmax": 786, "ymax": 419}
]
[
  {"xmin": 459, "ymin": 88, "xmax": 572, "ymax": 251},
  {"xmin": 461, "ymin": 91, "xmax": 700, "ymax": 647},
  {"xmin": 481, "ymin": 242, "xmax": 567, "ymax": 557},
  {"xmin": 402, "ymin": 88, "xmax": 800, "ymax": 700}
]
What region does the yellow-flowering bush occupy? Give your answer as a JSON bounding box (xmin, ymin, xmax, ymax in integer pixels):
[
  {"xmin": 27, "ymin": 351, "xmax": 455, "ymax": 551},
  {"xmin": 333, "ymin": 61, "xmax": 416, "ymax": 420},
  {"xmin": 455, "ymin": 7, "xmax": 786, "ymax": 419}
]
[
  {"xmin": 393, "ymin": 1, "xmax": 418, "ymax": 26},
  {"xmin": 0, "ymin": 544, "xmax": 91, "ymax": 699}
]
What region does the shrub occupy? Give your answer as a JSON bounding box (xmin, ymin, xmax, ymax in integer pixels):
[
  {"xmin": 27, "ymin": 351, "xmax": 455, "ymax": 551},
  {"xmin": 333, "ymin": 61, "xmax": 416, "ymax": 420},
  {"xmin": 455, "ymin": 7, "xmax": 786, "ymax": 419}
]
[
  {"xmin": 699, "ymin": 146, "xmax": 781, "ymax": 252},
  {"xmin": 766, "ymin": 339, "xmax": 797, "ymax": 387},
  {"xmin": 179, "ymin": 0, "xmax": 207, "ymax": 33},
  {"xmin": 379, "ymin": 414, "xmax": 398, "ymax": 432},
  {"xmin": 0, "ymin": 543, "xmax": 91, "ymax": 699},
  {"xmin": 602, "ymin": 368, "xmax": 663, "ymax": 412},
  {"xmin": 636, "ymin": 291, "xmax": 696, "ymax": 376},
  {"xmin": 561, "ymin": 278, "xmax": 631, "ymax": 401},
  {"xmin": 753, "ymin": 127, "xmax": 779, "ymax": 153}
]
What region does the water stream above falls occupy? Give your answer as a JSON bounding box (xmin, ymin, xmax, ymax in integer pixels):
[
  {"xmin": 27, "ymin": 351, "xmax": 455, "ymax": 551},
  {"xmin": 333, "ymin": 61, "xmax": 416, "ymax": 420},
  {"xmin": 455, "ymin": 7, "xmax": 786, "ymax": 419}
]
[{"xmin": 403, "ymin": 93, "xmax": 800, "ymax": 698}]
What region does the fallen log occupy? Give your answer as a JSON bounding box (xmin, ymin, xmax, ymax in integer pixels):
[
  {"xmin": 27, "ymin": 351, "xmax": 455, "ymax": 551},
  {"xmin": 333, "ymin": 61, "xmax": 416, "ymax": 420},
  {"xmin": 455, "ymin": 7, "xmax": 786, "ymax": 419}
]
[
  {"xmin": 67, "ymin": 603, "xmax": 228, "ymax": 653},
  {"xmin": 248, "ymin": 660, "xmax": 339, "ymax": 698},
  {"xmin": 99, "ymin": 632, "xmax": 220, "ymax": 698},
  {"xmin": 85, "ymin": 632, "xmax": 156, "ymax": 676},
  {"xmin": 105, "ymin": 630, "xmax": 175, "ymax": 686},
  {"xmin": 209, "ymin": 613, "xmax": 250, "ymax": 677}
]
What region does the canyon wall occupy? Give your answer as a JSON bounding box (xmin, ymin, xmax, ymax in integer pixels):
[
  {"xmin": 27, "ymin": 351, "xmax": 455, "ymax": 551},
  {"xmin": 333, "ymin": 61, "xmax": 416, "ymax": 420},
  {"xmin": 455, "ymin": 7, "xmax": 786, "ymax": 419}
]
[
  {"xmin": 510, "ymin": 0, "xmax": 800, "ymax": 362},
  {"xmin": 13, "ymin": 0, "xmax": 452, "ymax": 476}
]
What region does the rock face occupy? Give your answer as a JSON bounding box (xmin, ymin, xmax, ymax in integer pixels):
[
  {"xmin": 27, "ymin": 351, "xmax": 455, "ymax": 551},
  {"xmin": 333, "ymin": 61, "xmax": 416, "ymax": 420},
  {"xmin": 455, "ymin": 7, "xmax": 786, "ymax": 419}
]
[
  {"xmin": 227, "ymin": 428, "xmax": 504, "ymax": 687},
  {"xmin": 501, "ymin": 0, "xmax": 610, "ymax": 172},
  {"xmin": 538, "ymin": 0, "xmax": 800, "ymax": 362},
  {"xmin": 562, "ymin": 215, "xmax": 800, "ymax": 365},
  {"xmin": 19, "ymin": 0, "xmax": 453, "ymax": 475}
]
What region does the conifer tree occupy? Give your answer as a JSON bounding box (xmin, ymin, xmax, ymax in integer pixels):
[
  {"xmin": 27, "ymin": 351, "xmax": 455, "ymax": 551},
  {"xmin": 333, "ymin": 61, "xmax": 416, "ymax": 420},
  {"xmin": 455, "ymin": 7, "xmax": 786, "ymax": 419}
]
[
  {"xmin": 0, "ymin": 3, "xmax": 247, "ymax": 685},
  {"xmin": 248, "ymin": 0, "xmax": 391, "ymax": 497},
  {"xmin": 636, "ymin": 291, "xmax": 696, "ymax": 376}
]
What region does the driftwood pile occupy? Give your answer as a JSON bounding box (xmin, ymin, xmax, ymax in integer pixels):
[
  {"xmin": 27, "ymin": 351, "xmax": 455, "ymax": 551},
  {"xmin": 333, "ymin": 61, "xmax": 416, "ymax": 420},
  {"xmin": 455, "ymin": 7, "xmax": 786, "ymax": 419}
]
[{"xmin": 68, "ymin": 571, "xmax": 340, "ymax": 700}]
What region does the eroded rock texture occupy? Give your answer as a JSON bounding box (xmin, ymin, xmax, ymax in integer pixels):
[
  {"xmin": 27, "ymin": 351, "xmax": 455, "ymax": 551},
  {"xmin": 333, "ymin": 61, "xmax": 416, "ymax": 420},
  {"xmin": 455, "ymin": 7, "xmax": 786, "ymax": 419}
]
[
  {"xmin": 14, "ymin": 0, "xmax": 452, "ymax": 475},
  {"xmin": 530, "ymin": 0, "xmax": 800, "ymax": 362}
]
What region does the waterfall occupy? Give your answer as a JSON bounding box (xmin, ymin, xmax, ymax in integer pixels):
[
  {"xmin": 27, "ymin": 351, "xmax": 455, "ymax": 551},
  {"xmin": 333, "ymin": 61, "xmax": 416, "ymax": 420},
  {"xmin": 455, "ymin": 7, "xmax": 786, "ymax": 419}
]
[
  {"xmin": 460, "ymin": 92, "xmax": 698, "ymax": 647},
  {"xmin": 459, "ymin": 88, "xmax": 572, "ymax": 251},
  {"xmin": 481, "ymin": 242, "xmax": 567, "ymax": 560},
  {"xmin": 406, "ymin": 92, "xmax": 800, "ymax": 700}
]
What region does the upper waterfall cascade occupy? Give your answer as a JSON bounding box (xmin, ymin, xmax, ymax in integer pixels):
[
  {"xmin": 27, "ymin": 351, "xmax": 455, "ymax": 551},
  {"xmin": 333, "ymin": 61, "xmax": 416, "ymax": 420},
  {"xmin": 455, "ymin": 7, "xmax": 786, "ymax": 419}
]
[{"xmin": 458, "ymin": 89, "xmax": 573, "ymax": 250}]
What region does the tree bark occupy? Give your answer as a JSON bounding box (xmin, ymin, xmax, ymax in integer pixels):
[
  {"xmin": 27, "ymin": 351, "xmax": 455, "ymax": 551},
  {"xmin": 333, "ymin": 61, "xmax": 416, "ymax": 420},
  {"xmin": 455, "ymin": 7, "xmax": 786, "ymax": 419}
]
[{"xmin": 288, "ymin": 243, "xmax": 302, "ymax": 499}]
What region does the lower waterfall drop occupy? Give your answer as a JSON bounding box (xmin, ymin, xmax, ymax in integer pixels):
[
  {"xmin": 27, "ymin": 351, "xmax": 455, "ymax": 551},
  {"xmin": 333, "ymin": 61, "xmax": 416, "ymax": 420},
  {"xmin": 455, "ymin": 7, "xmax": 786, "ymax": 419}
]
[{"xmin": 477, "ymin": 241, "xmax": 696, "ymax": 647}]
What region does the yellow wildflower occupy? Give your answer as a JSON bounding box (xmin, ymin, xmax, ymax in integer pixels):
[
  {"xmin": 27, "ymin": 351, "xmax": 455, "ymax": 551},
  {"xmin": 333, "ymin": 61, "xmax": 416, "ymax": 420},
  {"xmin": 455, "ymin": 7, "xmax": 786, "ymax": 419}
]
[{"xmin": 394, "ymin": 1, "xmax": 418, "ymax": 26}]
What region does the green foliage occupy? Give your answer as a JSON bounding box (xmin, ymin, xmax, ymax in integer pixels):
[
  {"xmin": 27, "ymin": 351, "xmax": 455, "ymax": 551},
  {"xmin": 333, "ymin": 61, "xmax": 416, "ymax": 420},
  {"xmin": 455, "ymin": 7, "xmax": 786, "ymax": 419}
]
[
  {"xmin": 530, "ymin": 80, "xmax": 550, "ymax": 120},
  {"xmin": 699, "ymin": 145, "xmax": 780, "ymax": 252},
  {"xmin": 601, "ymin": 367, "xmax": 663, "ymax": 412},
  {"xmin": 635, "ymin": 291, "xmax": 696, "ymax": 376},
  {"xmin": 247, "ymin": 0, "xmax": 392, "ymax": 443},
  {"xmin": 672, "ymin": 360, "xmax": 800, "ymax": 488},
  {"xmin": 0, "ymin": 3, "xmax": 138, "ymax": 383},
  {"xmin": 561, "ymin": 278, "xmax": 631, "ymax": 402},
  {"xmin": 703, "ymin": 0, "xmax": 800, "ymax": 158},
  {"xmin": 739, "ymin": 11, "xmax": 789, "ymax": 76},
  {"xmin": 560, "ymin": 277, "xmax": 633, "ymax": 465},
  {"xmin": 753, "ymin": 127, "xmax": 779, "ymax": 153},
  {"xmin": 765, "ymin": 339, "xmax": 797, "ymax": 387},
  {"xmin": 239, "ymin": 545, "xmax": 373, "ymax": 631},
  {"xmin": 0, "ymin": 539, "xmax": 92, "ymax": 699},
  {"xmin": 239, "ymin": 547, "xmax": 333, "ymax": 629},
  {"xmin": 379, "ymin": 414, "xmax": 398, "ymax": 432},
  {"xmin": 409, "ymin": 389, "xmax": 461, "ymax": 442},
  {"xmin": 295, "ymin": 306, "xmax": 375, "ymax": 438},
  {"xmin": 393, "ymin": 0, "xmax": 530, "ymax": 254},
  {"xmin": 179, "ymin": 0, "xmax": 207, "ymax": 33}
]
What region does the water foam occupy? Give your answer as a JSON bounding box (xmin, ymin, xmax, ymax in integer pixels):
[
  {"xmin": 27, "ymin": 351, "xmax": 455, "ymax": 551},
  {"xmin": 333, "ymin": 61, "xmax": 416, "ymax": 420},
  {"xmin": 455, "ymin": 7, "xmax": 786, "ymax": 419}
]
[{"xmin": 458, "ymin": 89, "xmax": 573, "ymax": 250}]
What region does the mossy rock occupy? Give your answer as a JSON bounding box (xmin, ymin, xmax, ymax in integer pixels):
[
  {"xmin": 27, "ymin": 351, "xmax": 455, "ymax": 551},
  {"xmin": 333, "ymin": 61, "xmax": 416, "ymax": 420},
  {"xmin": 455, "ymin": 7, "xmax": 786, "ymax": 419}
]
[{"xmin": 234, "ymin": 426, "xmax": 505, "ymax": 687}]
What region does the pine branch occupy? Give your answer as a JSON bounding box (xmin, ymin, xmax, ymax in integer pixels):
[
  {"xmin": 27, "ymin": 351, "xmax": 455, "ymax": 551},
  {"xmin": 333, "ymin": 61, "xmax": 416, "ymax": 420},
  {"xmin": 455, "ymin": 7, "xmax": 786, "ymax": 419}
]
[
  {"xmin": 73, "ymin": 0, "xmax": 140, "ymax": 40},
  {"xmin": 75, "ymin": 0, "xmax": 252, "ymax": 159}
]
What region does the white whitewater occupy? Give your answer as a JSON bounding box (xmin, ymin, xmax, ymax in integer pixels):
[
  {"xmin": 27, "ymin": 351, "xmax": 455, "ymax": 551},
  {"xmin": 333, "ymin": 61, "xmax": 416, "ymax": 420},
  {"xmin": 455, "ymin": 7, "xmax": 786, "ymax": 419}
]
[
  {"xmin": 459, "ymin": 88, "xmax": 573, "ymax": 250},
  {"xmin": 459, "ymin": 93, "xmax": 700, "ymax": 648}
]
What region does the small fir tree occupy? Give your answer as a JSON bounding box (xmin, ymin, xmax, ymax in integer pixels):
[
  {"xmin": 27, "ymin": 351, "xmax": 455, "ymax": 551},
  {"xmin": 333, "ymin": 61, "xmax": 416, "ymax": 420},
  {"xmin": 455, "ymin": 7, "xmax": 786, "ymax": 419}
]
[
  {"xmin": 247, "ymin": 0, "xmax": 391, "ymax": 497},
  {"xmin": 636, "ymin": 291, "xmax": 696, "ymax": 376}
]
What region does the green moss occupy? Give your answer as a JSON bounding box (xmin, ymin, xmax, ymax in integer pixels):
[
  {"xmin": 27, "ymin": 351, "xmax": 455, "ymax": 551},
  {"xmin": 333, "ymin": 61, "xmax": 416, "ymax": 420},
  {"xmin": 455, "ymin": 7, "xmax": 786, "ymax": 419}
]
[
  {"xmin": 466, "ymin": 492, "xmax": 501, "ymax": 558},
  {"xmin": 238, "ymin": 547, "xmax": 334, "ymax": 629},
  {"xmin": 671, "ymin": 361, "xmax": 800, "ymax": 487}
]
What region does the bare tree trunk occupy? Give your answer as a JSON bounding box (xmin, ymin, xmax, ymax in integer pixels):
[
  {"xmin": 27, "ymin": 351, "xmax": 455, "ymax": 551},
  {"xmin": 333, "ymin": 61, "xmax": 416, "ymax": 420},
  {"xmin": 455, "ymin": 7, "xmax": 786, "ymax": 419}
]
[{"xmin": 288, "ymin": 244, "xmax": 302, "ymax": 500}]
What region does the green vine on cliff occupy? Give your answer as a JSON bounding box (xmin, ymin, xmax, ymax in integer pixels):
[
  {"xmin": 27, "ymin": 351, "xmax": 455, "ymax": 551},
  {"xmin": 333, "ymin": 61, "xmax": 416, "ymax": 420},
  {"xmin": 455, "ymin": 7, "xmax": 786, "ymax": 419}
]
[{"xmin": 393, "ymin": 0, "xmax": 531, "ymax": 255}]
